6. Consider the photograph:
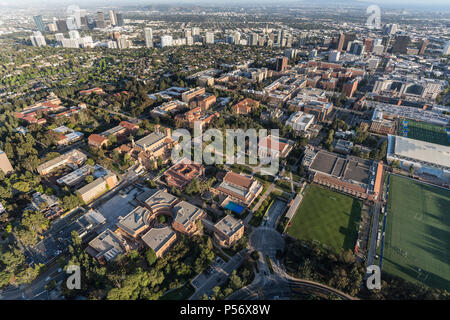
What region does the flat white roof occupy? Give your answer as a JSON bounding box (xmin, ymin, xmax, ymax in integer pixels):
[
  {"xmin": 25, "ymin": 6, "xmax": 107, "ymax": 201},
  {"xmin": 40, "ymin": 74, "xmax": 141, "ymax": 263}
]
[{"xmin": 390, "ymin": 135, "xmax": 450, "ymax": 168}]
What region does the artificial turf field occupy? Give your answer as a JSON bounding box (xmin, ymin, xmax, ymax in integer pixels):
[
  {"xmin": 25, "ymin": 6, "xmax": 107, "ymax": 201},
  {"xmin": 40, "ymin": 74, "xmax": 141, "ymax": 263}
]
[
  {"xmin": 399, "ymin": 119, "xmax": 450, "ymax": 146},
  {"xmin": 382, "ymin": 175, "xmax": 450, "ymax": 291},
  {"xmin": 286, "ymin": 184, "xmax": 362, "ymax": 252}
]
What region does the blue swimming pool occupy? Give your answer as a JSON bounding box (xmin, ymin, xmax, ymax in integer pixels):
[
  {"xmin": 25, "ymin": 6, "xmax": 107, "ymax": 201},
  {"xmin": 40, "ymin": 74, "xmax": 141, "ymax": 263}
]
[{"xmin": 224, "ymin": 201, "xmax": 245, "ymax": 215}]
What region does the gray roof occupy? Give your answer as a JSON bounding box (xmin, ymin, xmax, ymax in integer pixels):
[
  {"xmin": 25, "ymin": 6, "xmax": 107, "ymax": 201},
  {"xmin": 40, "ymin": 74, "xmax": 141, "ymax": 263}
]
[
  {"xmin": 135, "ymin": 131, "xmax": 167, "ymax": 149},
  {"xmin": 173, "ymin": 201, "xmax": 204, "ymax": 227},
  {"xmin": 214, "ymin": 215, "xmax": 244, "ymax": 237},
  {"xmin": 390, "ymin": 135, "xmax": 450, "ymax": 168},
  {"xmin": 141, "ymin": 226, "xmax": 175, "ymax": 253},
  {"xmin": 117, "ymin": 206, "xmax": 149, "ymax": 235}
]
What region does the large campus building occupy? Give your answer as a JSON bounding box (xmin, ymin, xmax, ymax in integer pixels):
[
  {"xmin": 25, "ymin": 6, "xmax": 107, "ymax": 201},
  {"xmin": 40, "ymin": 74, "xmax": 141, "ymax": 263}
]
[
  {"xmin": 387, "ymin": 135, "xmax": 450, "ymax": 181},
  {"xmin": 215, "ymin": 171, "xmax": 263, "ymax": 206},
  {"xmin": 37, "ymin": 149, "xmax": 87, "ymax": 175},
  {"xmin": 303, "ymin": 148, "xmax": 384, "ymax": 201},
  {"xmin": 213, "ymin": 214, "xmax": 245, "ymax": 248},
  {"xmin": 163, "ymin": 158, "xmax": 205, "ymax": 190}
]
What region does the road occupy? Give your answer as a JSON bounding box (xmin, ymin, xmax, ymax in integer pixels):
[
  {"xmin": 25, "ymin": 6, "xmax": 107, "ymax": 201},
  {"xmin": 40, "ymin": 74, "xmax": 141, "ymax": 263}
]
[{"xmin": 190, "ymin": 249, "xmax": 249, "ymax": 300}]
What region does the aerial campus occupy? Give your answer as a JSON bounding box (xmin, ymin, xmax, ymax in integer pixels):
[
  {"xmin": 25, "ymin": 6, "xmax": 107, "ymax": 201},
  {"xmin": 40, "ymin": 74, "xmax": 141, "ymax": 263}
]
[{"xmin": 0, "ymin": 0, "xmax": 449, "ymax": 304}]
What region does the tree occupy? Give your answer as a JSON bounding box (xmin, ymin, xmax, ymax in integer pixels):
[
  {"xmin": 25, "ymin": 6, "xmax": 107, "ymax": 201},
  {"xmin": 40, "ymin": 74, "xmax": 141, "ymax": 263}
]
[{"xmin": 145, "ymin": 248, "xmax": 157, "ymax": 266}]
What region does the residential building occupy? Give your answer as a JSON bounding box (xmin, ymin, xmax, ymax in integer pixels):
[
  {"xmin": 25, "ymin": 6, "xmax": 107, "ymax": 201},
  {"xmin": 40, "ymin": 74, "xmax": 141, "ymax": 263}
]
[
  {"xmin": 144, "ymin": 27, "xmax": 153, "ymax": 48},
  {"xmin": 343, "ymin": 79, "xmax": 358, "ymax": 97}
]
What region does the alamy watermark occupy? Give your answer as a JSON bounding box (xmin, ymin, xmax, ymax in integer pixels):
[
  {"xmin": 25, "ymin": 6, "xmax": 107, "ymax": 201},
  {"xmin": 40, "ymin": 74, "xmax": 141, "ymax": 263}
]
[
  {"xmin": 66, "ymin": 264, "xmax": 81, "ymax": 290},
  {"xmin": 366, "ymin": 265, "xmax": 381, "ymax": 290},
  {"xmin": 366, "ymin": 5, "xmax": 381, "ymax": 29}
]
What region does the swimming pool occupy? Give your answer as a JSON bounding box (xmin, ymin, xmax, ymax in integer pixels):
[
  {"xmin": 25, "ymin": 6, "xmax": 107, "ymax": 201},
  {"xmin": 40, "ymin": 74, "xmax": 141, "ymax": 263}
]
[{"xmin": 224, "ymin": 201, "xmax": 245, "ymax": 215}]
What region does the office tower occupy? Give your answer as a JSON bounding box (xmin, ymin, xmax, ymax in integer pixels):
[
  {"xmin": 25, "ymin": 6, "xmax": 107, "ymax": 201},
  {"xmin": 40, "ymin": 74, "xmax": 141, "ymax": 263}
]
[
  {"xmin": 250, "ymin": 33, "xmax": 258, "ymax": 46},
  {"xmin": 277, "ymin": 29, "xmax": 282, "ymax": 45},
  {"xmin": 392, "ymin": 35, "xmax": 410, "ymax": 54},
  {"xmin": 33, "ymin": 15, "xmax": 45, "ymax": 32},
  {"xmin": 30, "ymin": 31, "xmax": 46, "ymax": 47},
  {"xmin": 184, "ymin": 29, "xmax": 192, "ymax": 38},
  {"xmin": 205, "ymin": 31, "xmax": 214, "ymax": 44},
  {"xmin": 350, "ymin": 41, "xmax": 365, "ymax": 55},
  {"xmin": 337, "ymin": 33, "xmax": 345, "ymax": 52},
  {"xmin": 118, "ymin": 38, "xmax": 131, "ymax": 49},
  {"xmin": 364, "ymin": 38, "xmax": 373, "ymax": 52},
  {"xmin": 329, "ymin": 50, "xmax": 340, "ymax": 62},
  {"xmin": 96, "ymin": 12, "xmax": 105, "ymax": 28},
  {"xmin": 191, "ymin": 27, "xmax": 200, "ymax": 36},
  {"xmin": 186, "ymin": 36, "xmax": 194, "ymax": 45},
  {"xmin": 343, "ymin": 79, "xmax": 359, "ymax": 97},
  {"xmin": 343, "ymin": 33, "xmax": 356, "ymax": 51},
  {"xmin": 116, "ymin": 13, "xmax": 124, "ymax": 26},
  {"xmin": 419, "ymin": 39, "xmax": 428, "ymax": 55},
  {"xmin": 286, "ymin": 34, "xmax": 293, "ymax": 48},
  {"xmin": 233, "ymin": 32, "xmax": 241, "ymax": 45},
  {"xmin": 47, "ymin": 22, "xmax": 58, "ymax": 32},
  {"xmin": 0, "ymin": 150, "xmax": 13, "ymax": 175},
  {"xmin": 111, "ymin": 31, "xmax": 121, "ymax": 40},
  {"xmin": 258, "ymin": 36, "xmax": 265, "ymax": 46},
  {"xmin": 56, "ymin": 19, "xmax": 68, "ymax": 33},
  {"xmin": 160, "ymin": 35, "xmax": 173, "ymax": 48},
  {"xmin": 384, "ymin": 23, "xmax": 398, "ymax": 35},
  {"xmin": 276, "ymin": 56, "xmax": 288, "ymax": 72},
  {"xmin": 443, "ymin": 41, "xmax": 450, "ymax": 55},
  {"xmin": 109, "ymin": 10, "xmax": 117, "ymax": 26},
  {"xmin": 144, "ymin": 27, "xmax": 153, "ymax": 48},
  {"xmin": 107, "ymin": 40, "xmax": 118, "ymax": 49},
  {"xmin": 80, "ymin": 16, "xmax": 89, "ymax": 30}
]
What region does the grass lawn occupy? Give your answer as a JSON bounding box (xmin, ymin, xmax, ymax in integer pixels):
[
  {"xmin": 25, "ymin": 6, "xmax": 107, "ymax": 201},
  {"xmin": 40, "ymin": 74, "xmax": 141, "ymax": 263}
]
[
  {"xmin": 399, "ymin": 119, "xmax": 450, "ymax": 146},
  {"xmin": 159, "ymin": 283, "xmax": 195, "ymax": 300},
  {"xmin": 286, "ymin": 184, "xmax": 361, "ymax": 252},
  {"xmin": 381, "ymin": 175, "xmax": 450, "ymax": 291}
]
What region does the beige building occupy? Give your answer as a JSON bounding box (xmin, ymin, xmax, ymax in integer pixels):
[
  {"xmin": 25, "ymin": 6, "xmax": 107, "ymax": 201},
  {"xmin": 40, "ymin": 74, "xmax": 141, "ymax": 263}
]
[
  {"xmin": 0, "ymin": 150, "xmax": 13, "ymax": 175},
  {"xmin": 76, "ymin": 172, "xmax": 118, "ymax": 203},
  {"xmin": 141, "ymin": 226, "xmax": 177, "ymax": 258},
  {"xmin": 214, "ymin": 215, "xmax": 245, "ymax": 247}
]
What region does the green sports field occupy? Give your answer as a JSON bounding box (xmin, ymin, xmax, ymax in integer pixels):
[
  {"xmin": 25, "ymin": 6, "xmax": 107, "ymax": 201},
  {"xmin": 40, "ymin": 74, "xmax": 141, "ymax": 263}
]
[
  {"xmin": 286, "ymin": 184, "xmax": 362, "ymax": 252},
  {"xmin": 382, "ymin": 175, "xmax": 450, "ymax": 291},
  {"xmin": 398, "ymin": 119, "xmax": 450, "ymax": 146}
]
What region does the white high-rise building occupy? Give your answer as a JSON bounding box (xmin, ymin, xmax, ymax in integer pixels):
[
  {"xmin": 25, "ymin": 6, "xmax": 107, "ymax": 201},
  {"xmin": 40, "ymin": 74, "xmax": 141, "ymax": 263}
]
[
  {"xmin": 30, "ymin": 31, "xmax": 46, "ymax": 47},
  {"xmin": 191, "ymin": 27, "xmax": 200, "ymax": 36},
  {"xmin": 160, "ymin": 35, "xmax": 173, "ymax": 48},
  {"xmin": 61, "ymin": 38, "xmax": 79, "ymax": 48},
  {"xmin": 205, "ymin": 32, "xmax": 214, "ymax": 44},
  {"xmin": 233, "ymin": 32, "xmax": 241, "ymax": 45},
  {"xmin": 186, "ymin": 36, "xmax": 194, "ymax": 46},
  {"xmin": 109, "ymin": 10, "xmax": 117, "ymax": 26},
  {"xmin": 144, "ymin": 27, "xmax": 153, "ymax": 48}
]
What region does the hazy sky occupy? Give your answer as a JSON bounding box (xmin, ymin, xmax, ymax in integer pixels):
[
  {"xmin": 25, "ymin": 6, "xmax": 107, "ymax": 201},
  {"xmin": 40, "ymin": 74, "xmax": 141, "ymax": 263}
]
[{"xmin": 1, "ymin": 0, "xmax": 449, "ymax": 9}]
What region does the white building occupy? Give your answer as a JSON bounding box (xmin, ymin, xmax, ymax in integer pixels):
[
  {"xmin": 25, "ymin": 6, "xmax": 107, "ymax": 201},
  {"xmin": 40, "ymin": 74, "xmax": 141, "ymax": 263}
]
[
  {"xmin": 30, "ymin": 31, "xmax": 46, "ymax": 47},
  {"xmin": 205, "ymin": 31, "xmax": 214, "ymax": 44},
  {"xmin": 387, "ymin": 135, "xmax": 450, "ymax": 180},
  {"xmin": 160, "ymin": 35, "xmax": 173, "ymax": 48},
  {"xmin": 144, "ymin": 27, "xmax": 153, "ymax": 48},
  {"xmin": 285, "ymin": 111, "xmax": 315, "ymax": 133}
]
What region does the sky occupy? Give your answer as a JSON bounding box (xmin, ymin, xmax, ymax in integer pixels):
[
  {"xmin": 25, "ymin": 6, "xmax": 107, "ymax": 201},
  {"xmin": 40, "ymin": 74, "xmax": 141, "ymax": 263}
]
[{"xmin": 0, "ymin": 0, "xmax": 449, "ymax": 9}]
